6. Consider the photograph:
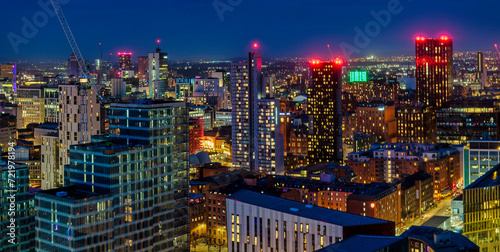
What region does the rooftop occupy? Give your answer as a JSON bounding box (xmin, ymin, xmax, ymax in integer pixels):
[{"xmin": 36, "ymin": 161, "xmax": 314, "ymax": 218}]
[
  {"xmin": 400, "ymin": 226, "xmax": 478, "ymax": 252},
  {"xmin": 110, "ymin": 98, "xmax": 185, "ymax": 108},
  {"xmin": 465, "ymin": 163, "xmax": 500, "ymax": 189},
  {"xmin": 400, "ymin": 171, "xmax": 432, "ymax": 190},
  {"xmin": 227, "ymin": 190, "xmax": 392, "ymax": 227},
  {"xmin": 316, "ymin": 235, "xmax": 405, "ymax": 252},
  {"xmin": 421, "ymin": 216, "xmax": 449, "ymax": 228},
  {"xmin": 35, "ymin": 185, "xmax": 110, "ymax": 201}
]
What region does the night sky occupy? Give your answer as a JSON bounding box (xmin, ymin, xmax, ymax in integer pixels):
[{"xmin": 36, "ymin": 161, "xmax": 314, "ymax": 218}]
[{"xmin": 1, "ymin": 0, "xmax": 499, "ymax": 62}]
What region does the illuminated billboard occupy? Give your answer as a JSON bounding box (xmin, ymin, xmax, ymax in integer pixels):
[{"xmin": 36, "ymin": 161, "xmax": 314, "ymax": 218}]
[{"xmin": 349, "ymin": 70, "xmax": 368, "ymax": 82}]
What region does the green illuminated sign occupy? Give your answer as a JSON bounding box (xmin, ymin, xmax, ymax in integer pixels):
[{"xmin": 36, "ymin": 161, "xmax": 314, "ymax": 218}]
[{"xmin": 349, "ymin": 70, "xmax": 368, "ymax": 82}]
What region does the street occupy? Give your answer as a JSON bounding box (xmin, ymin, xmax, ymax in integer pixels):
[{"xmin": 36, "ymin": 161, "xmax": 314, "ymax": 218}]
[{"xmin": 397, "ymin": 196, "xmax": 454, "ymax": 235}]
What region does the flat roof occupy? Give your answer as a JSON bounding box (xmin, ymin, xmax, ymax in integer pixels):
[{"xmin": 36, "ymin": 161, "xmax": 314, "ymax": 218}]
[
  {"xmin": 227, "ymin": 190, "xmax": 391, "ymax": 227},
  {"xmin": 465, "ymin": 164, "xmax": 500, "ymax": 189},
  {"xmin": 110, "ymin": 99, "xmax": 185, "ymax": 108},
  {"xmin": 35, "ymin": 186, "xmax": 108, "ymax": 201},
  {"xmin": 421, "ymin": 216, "xmax": 449, "ymax": 228},
  {"xmin": 401, "ymin": 226, "xmax": 478, "ymax": 251},
  {"xmin": 317, "ymin": 235, "xmax": 404, "ymax": 252}
]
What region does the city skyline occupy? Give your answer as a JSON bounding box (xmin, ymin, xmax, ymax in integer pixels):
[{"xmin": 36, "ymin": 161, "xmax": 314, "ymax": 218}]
[
  {"xmin": 2, "ymin": 1, "xmax": 500, "ymax": 251},
  {"xmin": 1, "ymin": 0, "xmax": 500, "ymax": 62}
]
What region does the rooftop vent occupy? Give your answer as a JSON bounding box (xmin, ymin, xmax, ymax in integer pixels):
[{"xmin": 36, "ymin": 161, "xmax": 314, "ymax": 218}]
[{"xmin": 56, "ymin": 191, "xmax": 67, "ymax": 197}]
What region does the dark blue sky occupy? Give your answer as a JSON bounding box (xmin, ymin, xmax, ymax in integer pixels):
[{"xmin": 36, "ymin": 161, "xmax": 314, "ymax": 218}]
[{"xmin": 1, "ymin": 0, "xmax": 499, "ymax": 62}]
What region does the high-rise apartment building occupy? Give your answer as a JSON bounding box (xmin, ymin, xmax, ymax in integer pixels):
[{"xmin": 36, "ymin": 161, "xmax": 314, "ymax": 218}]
[
  {"xmin": 231, "ymin": 52, "xmax": 284, "ymax": 173},
  {"xmin": 118, "ymin": 52, "xmax": 132, "ymax": 70},
  {"xmin": 415, "ymin": 35, "xmax": 453, "ymax": 108},
  {"xmin": 148, "ymin": 47, "xmax": 168, "ymax": 99},
  {"xmin": 255, "ymin": 99, "xmax": 285, "ymax": 174},
  {"xmin": 36, "ymin": 99, "xmax": 190, "ymax": 251},
  {"xmin": 477, "ymin": 52, "xmax": 488, "ymax": 88},
  {"xmin": 231, "ymin": 54, "xmax": 260, "ymax": 169},
  {"xmin": 41, "ymin": 84, "xmax": 101, "ymax": 189},
  {"xmin": 307, "ymin": 58, "xmax": 343, "ymax": 165}
]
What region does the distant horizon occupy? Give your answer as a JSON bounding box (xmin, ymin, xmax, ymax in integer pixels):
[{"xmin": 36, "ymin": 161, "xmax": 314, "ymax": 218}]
[
  {"xmin": 1, "ymin": 0, "xmax": 500, "ymax": 63},
  {"xmin": 0, "ymin": 47, "xmax": 496, "ymax": 65}
]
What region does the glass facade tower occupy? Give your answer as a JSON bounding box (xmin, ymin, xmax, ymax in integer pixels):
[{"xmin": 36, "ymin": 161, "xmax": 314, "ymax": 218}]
[{"xmin": 35, "ymin": 99, "xmax": 190, "ymax": 251}]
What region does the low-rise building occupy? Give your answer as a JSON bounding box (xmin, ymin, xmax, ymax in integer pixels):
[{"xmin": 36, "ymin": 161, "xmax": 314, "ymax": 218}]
[
  {"xmin": 226, "ymin": 189, "xmax": 395, "ymax": 252},
  {"xmin": 400, "ymin": 171, "xmax": 433, "ymax": 219}
]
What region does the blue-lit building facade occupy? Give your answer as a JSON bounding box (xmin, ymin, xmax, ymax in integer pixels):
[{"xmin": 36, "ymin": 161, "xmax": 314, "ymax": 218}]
[
  {"xmin": 35, "ymin": 99, "xmax": 190, "ymax": 251},
  {"xmin": 1, "ymin": 162, "xmax": 34, "ymax": 251},
  {"xmin": 462, "ymin": 140, "xmax": 500, "ymax": 187}
]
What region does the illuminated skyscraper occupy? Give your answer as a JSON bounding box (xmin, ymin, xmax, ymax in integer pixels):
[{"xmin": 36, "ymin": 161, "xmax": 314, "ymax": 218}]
[
  {"xmin": 477, "ymin": 52, "xmax": 488, "ymax": 88},
  {"xmin": 118, "ymin": 52, "xmax": 132, "ymax": 70},
  {"xmin": 415, "ymin": 35, "xmax": 453, "ymax": 108},
  {"xmin": 36, "ymin": 99, "xmax": 190, "ymax": 251},
  {"xmin": 231, "ymin": 52, "xmax": 261, "ymax": 169},
  {"xmin": 148, "ymin": 47, "xmax": 168, "ymax": 99},
  {"xmin": 231, "ymin": 52, "xmax": 284, "ymax": 173},
  {"xmin": 307, "ymin": 58, "xmax": 344, "ymax": 164}
]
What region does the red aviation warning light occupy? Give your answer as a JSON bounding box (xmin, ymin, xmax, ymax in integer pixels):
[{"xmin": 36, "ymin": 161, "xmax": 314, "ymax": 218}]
[
  {"xmin": 439, "ymin": 35, "xmax": 450, "ymax": 41},
  {"xmin": 253, "ymin": 42, "xmax": 258, "ymax": 49},
  {"xmin": 117, "ymin": 52, "xmax": 132, "ymax": 56},
  {"xmin": 415, "ymin": 36, "xmax": 426, "ymax": 42},
  {"xmin": 310, "ymin": 59, "xmax": 321, "ymax": 65},
  {"xmin": 333, "ymin": 57, "xmax": 344, "ymax": 65},
  {"xmin": 157, "ymin": 39, "xmax": 160, "ymax": 44}
]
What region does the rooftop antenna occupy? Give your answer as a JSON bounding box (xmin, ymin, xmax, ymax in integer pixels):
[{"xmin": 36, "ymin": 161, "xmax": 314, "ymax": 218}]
[{"xmin": 156, "ymin": 39, "xmax": 161, "ymax": 52}]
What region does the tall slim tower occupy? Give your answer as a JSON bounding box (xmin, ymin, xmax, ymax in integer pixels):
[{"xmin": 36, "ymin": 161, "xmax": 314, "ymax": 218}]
[
  {"xmin": 307, "ymin": 58, "xmax": 344, "ymax": 164},
  {"xmin": 231, "ymin": 52, "xmax": 261, "ymax": 169},
  {"xmin": 415, "ymin": 35, "xmax": 453, "ymax": 108},
  {"xmin": 477, "ymin": 51, "xmax": 488, "ymax": 88},
  {"xmin": 148, "ymin": 47, "xmax": 168, "ymax": 99},
  {"xmin": 231, "ymin": 52, "xmax": 284, "ymax": 173}
]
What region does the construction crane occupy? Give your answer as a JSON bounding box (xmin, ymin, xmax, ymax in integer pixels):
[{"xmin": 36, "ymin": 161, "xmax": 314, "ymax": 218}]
[{"xmin": 50, "ymin": 0, "xmax": 106, "ymax": 144}]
